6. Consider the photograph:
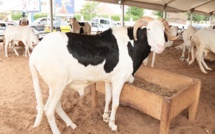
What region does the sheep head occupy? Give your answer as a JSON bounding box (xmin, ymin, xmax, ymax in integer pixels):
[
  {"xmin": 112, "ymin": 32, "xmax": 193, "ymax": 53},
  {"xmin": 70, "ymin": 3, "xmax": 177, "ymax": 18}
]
[
  {"xmin": 134, "ymin": 16, "xmax": 166, "ymax": 54},
  {"xmin": 133, "ymin": 16, "xmax": 153, "ymax": 41}
]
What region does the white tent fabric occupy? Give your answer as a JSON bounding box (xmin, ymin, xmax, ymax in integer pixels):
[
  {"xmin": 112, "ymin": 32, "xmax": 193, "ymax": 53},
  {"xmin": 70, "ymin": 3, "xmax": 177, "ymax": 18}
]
[
  {"xmin": 48, "ymin": 0, "xmax": 215, "ymax": 31},
  {"xmin": 88, "ymin": 0, "xmax": 215, "ymax": 16}
]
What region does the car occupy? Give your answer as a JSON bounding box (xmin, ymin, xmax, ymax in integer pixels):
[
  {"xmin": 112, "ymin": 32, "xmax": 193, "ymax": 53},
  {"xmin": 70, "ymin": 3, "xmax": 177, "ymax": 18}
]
[
  {"xmin": 90, "ymin": 22, "xmax": 109, "ymax": 34},
  {"xmin": 44, "ymin": 19, "xmax": 71, "ymax": 33},
  {"xmin": 30, "ymin": 17, "xmax": 59, "ymax": 32},
  {"xmin": 91, "ymin": 17, "xmax": 118, "ymax": 28},
  {"xmin": 30, "ymin": 17, "xmax": 48, "ymax": 31}
]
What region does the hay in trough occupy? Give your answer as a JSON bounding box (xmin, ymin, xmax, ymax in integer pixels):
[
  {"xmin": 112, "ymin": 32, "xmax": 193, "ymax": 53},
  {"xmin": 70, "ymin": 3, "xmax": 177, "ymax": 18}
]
[{"xmin": 133, "ymin": 78, "xmax": 180, "ymax": 97}]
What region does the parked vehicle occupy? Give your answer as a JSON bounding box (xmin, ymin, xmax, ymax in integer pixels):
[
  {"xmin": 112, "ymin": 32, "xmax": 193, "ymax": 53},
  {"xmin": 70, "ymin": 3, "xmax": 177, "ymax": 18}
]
[
  {"xmin": 44, "ymin": 19, "xmax": 70, "ymax": 33},
  {"xmin": 91, "ymin": 17, "xmax": 118, "ymax": 28},
  {"xmin": 0, "ymin": 21, "xmax": 18, "ymax": 41},
  {"xmin": 90, "ymin": 22, "xmax": 109, "ymax": 34},
  {"xmin": 30, "ymin": 17, "xmax": 59, "ymax": 32},
  {"xmin": 30, "ymin": 17, "xmax": 48, "ymax": 31}
]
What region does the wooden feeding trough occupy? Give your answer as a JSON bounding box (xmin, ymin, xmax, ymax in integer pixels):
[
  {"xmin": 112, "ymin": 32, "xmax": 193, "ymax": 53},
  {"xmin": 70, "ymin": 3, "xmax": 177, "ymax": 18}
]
[{"xmin": 91, "ymin": 65, "xmax": 201, "ymax": 134}]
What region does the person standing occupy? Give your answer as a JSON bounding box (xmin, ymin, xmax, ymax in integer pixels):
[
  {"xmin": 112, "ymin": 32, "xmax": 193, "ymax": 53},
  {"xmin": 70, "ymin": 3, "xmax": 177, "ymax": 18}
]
[{"xmin": 19, "ymin": 12, "xmax": 29, "ymax": 26}]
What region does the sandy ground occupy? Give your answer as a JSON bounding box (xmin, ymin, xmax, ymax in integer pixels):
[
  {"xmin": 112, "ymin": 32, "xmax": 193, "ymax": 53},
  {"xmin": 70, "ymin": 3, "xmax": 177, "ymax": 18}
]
[{"xmin": 0, "ymin": 40, "xmax": 215, "ymax": 134}]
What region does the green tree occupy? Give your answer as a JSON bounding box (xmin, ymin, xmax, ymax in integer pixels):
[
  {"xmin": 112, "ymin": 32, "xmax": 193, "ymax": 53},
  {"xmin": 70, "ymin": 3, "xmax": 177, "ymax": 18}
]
[
  {"xmin": 12, "ymin": 12, "xmax": 23, "ymax": 20},
  {"xmin": 153, "ymin": 11, "xmax": 163, "ymax": 18},
  {"xmin": 111, "ymin": 15, "xmax": 120, "ymax": 21},
  {"xmin": 80, "ymin": 2, "xmax": 100, "ymax": 21},
  {"xmin": 0, "ymin": 13, "xmax": 8, "ymax": 20},
  {"xmin": 188, "ymin": 13, "xmax": 208, "ymax": 22},
  {"xmin": 33, "ymin": 13, "xmax": 48, "ymax": 20},
  {"xmin": 126, "ymin": 6, "xmax": 144, "ymax": 20}
]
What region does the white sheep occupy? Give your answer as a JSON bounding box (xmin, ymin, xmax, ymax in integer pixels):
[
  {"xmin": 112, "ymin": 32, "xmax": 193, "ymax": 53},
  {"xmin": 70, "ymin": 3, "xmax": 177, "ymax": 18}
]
[
  {"xmin": 70, "ymin": 17, "xmax": 91, "ymax": 35},
  {"xmin": 4, "ymin": 25, "xmax": 39, "ymax": 57},
  {"xmin": 146, "ymin": 25, "xmax": 179, "ymax": 68},
  {"xmin": 180, "ymin": 25, "xmax": 197, "ymax": 62},
  {"xmin": 139, "ymin": 17, "xmax": 178, "ymax": 67},
  {"xmin": 29, "ymin": 19, "xmax": 166, "ymax": 134},
  {"xmin": 189, "ymin": 28, "xmax": 215, "ymax": 74}
]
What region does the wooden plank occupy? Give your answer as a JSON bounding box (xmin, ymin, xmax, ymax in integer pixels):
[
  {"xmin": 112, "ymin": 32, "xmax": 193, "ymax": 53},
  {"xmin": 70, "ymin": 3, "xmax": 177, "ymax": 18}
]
[
  {"xmin": 188, "ymin": 80, "xmax": 201, "ymax": 122},
  {"xmin": 168, "ymin": 79, "xmax": 200, "ymax": 120},
  {"xmin": 120, "ymin": 83, "xmax": 163, "ymax": 120},
  {"xmin": 96, "ymin": 82, "xmax": 163, "ymax": 120},
  {"xmin": 136, "ymin": 65, "xmax": 194, "ymax": 90},
  {"xmin": 160, "ymin": 98, "xmax": 171, "ymax": 134},
  {"xmin": 91, "ymin": 83, "xmax": 98, "ymax": 108}
]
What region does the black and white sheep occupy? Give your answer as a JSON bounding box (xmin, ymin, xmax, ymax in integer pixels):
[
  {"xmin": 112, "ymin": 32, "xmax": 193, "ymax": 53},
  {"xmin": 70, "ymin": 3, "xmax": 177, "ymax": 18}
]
[
  {"xmin": 70, "ymin": 17, "xmax": 91, "ymax": 35},
  {"xmin": 29, "ymin": 19, "xmax": 166, "ymax": 134}
]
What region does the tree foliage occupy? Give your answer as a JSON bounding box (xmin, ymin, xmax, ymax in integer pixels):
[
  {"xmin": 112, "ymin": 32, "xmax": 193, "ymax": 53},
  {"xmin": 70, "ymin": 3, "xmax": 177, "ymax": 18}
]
[
  {"xmin": 126, "ymin": 6, "xmax": 144, "ymax": 20},
  {"xmin": 0, "ymin": 13, "xmax": 8, "ymax": 20},
  {"xmin": 80, "ymin": 2, "xmax": 100, "ymax": 21},
  {"xmin": 153, "ymin": 11, "xmax": 208, "ymax": 22},
  {"xmin": 12, "ymin": 13, "xmax": 22, "ymax": 20},
  {"xmin": 188, "ymin": 13, "xmax": 208, "ymax": 22},
  {"xmin": 33, "ymin": 13, "xmax": 48, "ymax": 20},
  {"xmin": 153, "ymin": 11, "xmax": 163, "ymax": 18}
]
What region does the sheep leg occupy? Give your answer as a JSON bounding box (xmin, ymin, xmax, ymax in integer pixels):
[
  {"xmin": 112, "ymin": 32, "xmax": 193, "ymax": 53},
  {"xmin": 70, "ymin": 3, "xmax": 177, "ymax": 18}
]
[
  {"xmin": 196, "ymin": 49, "xmax": 207, "ymax": 74},
  {"xmin": 103, "ymin": 83, "xmax": 112, "ymax": 122},
  {"xmin": 189, "ymin": 46, "xmax": 195, "ymax": 65},
  {"xmin": 55, "ymin": 101, "xmax": 77, "ymax": 129},
  {"xmin": 44, "ymin": 87, "xmax": 65, "ymax": 134},
  {"xmin": 185, "ymin": 47, "xmax": 191, "ymax": 63},
  {"xmin": 180, "ymin": 43, "xmax": 186, "ymax": 61},
  {"xmin": 11, "ymin": 42, "xmax": 20, "ymax": 56},
  {"xmin": 21, "ymin": 41, "xmax": 29, "ymax": 57},
  {"xmin": 24, "ymin": 45, "xmax": 30, "ymax": 57},
  {"xmin": 108, "ymin": 81, "xmax": 124, "ymax": 131},
  {"xmin": 4, "ymin": 40, "xmax": 9, "ymax": 57},
  {"xmin": 151, "ymin": 51, "xmax": 156, "ymax": 67},
  {"xmin": 201, "ymin": 57, "xmax": 212, "ymax": 71}
]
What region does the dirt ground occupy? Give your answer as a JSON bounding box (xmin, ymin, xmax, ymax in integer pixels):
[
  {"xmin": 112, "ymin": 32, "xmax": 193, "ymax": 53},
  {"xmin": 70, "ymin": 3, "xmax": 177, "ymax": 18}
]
[{"xmin": 0, "ymin": 40, "xmax": 215, "ymax": 134}]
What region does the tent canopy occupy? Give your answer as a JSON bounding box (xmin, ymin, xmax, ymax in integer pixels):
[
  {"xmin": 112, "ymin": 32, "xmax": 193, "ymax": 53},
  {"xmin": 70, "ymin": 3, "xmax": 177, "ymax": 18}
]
[{"xmin": 89, "ymin": 0, "xmax": 215, "ymax": 16}]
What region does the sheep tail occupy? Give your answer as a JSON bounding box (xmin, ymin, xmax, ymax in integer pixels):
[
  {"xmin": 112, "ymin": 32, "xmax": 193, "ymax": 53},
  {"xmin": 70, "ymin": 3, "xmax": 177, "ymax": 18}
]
[{"xmin": 29, "ymin": 61, "xmax": 44, "ymax": 128}]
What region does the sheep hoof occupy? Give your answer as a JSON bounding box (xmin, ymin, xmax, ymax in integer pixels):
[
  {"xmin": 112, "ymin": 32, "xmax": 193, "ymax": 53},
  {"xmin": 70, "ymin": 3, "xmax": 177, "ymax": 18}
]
[
  {"xmin": 68, "ymin": 123, "xmax": 77, "ymax": 130},
  {"xmin": 33, "ymin": 122, "xmax": 40, "ymax": 128},
  {"xmin": 206, "ymin": 67, "xmax": 212, "ymax": 71},
  {"xmin": 109, "ymin": 121, "xmax": 117, "ymax": 131},
  {"xmin": 103, "ymin": 117, "xmax": 109, "ymax": 122},
  {"xmin": 180, "ymin": 57, "xmax": 185, "ymax": 61},
  {"xmin": 102, "ymin": 112, "xmax": 109, "ymax": 122},
  {"xmin": 185, "ymin": 58, "xmax": 190, "ymax": 63},
  {"xmin": 188, "ymin": 61, "xmax": 192, "ymax": 65},
  {"xmin": 202, "ymin": 70, "xmax": 208, "ymax": 74}
]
